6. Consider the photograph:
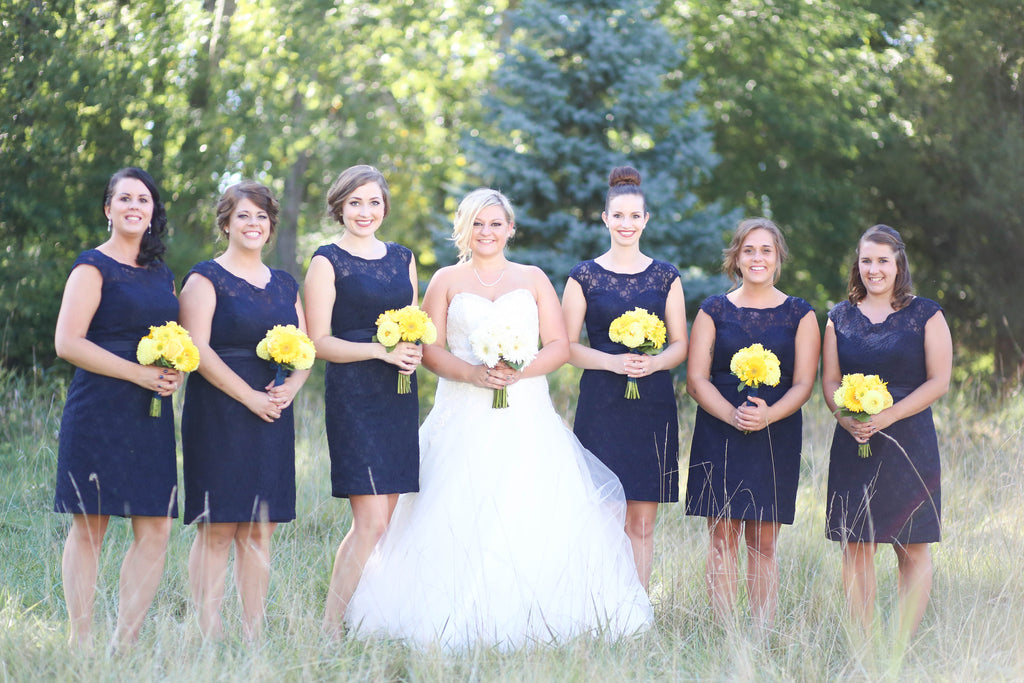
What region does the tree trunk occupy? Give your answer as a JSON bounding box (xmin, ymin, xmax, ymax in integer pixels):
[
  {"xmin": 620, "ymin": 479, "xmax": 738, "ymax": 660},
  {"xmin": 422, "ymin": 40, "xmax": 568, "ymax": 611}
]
[{"xmin": 275, "ymin": 150, "xmax": 310, "ymax": 278}]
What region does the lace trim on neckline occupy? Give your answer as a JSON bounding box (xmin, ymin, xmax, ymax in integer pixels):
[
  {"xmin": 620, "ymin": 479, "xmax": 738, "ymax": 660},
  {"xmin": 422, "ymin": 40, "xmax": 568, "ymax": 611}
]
[
  {"xmin": 589, "ymin": 258, "xmax": 655, "ymax": 277},
  {"xmin": 722, "ymin": 293, "xmax": 793, "ymax": 312},
  {"xmin": 328, "ymin": 241, "xmax": 390, "ymax": 262},
  {"xmin": 209, "ymin": 259, "xmax": 273, "ymax": 290}
]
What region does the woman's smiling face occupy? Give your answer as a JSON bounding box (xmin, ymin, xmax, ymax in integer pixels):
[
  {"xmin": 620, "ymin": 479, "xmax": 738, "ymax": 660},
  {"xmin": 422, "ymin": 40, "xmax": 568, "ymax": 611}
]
[
  {"xmin": 341, "ymin": 182, "xmax": 386, "ymax": 237},
  {"xmin": 858, "ymin": 240, "xmax": 899, "ymax": 299},
  {"xmin": 471, "ymin": 204, "xmax": 513, "ymax": 257},
  {"xmin": 738, "ymin": 228, "xmax": 778, "ymax": 285}
]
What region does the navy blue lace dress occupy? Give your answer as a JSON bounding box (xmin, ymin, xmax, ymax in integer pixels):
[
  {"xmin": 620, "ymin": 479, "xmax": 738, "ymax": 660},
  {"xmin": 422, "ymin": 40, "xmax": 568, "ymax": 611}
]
[
  {"xmin": 826, "ymin": 298, "xmax": 943, "ymax": 544},
  {"xmin": 181, "ymin": 261, "xmax": 299, "ymax": 524},
  {"xmin": 54, "ymin": 250, "xmax": 179, "ymax": 518},
  {"xmin": 315, "ymin": 242, "xmax": 419, "ymax": 497},
  {"xmin": 569, "ymin": 260, "xmax": 681, "ymax": 503},
  {"xmin": 685, "ymin": 294, "xmax": 814, "ymax": 524}
]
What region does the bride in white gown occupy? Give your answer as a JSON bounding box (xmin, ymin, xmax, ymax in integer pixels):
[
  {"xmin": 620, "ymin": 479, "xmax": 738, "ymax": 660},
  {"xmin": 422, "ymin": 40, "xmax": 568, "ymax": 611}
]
[{"xmin": 345, "ymin": 188, "xmax": 653, "ymax": 650}]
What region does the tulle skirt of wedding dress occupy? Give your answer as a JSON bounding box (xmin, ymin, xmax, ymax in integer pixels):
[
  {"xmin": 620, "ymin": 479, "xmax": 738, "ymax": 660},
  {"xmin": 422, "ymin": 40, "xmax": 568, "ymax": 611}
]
[{"xmin": 345, "ymin": 375, "xmax": 654, "ymax": 650}]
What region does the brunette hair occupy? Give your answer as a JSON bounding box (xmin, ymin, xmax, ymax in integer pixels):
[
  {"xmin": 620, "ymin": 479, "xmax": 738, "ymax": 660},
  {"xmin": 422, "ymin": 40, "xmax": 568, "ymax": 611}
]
[
  {"xmin": 605, "ymin": 165, "xmax": 647, "ymax": 214},
  {"xmin": 848, "ymin": 224, "xmax": 914, "ymax": 309},
  {"xmin": 104, "ymin": 167, "xmax": 168, "ymax": 267},
  {"xmin": 451, "ymin": 188, "xmax": 515, "ymax": 263},
  {"xmin": 215, "ymin": 181, "xmax": 279, "ymax": 237},
  {"xmin": 721, "ymin": 217, "xmax": 789, "ymax": 285},
  {"xmin": 326, "ymin": 165, "xmax": 390, "ymax": 226}
]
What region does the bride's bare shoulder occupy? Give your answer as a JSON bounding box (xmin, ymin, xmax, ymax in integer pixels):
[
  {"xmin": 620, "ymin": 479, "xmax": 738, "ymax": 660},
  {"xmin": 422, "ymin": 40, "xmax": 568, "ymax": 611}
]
[
  {"xmin": 512, "ymin": 263, "xmax": 556, "ymax": 295},
  {"xmin": 429, "ymin": 263, "xmax": 463, "ymax": 280},
  {"xmin": 426, "ymin": 264, "xmax": 473, "ymax": 294}
]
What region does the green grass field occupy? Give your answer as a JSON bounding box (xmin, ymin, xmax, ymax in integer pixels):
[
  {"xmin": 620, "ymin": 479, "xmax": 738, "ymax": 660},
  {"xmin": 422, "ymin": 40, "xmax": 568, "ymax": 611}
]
[{"xmin": 1, "ymin": 366, "xmax": 1021, "ymax": 681}]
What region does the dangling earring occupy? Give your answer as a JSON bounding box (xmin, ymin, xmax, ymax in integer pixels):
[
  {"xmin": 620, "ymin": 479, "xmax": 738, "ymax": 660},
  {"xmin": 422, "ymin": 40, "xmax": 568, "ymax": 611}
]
[
  {"xmin": 107, "ymin": 218, "xmax": 112, "ymax": 232},
  {"xmin": 147, "ymin": 223, "xmax": 152, "ymax": 235}
]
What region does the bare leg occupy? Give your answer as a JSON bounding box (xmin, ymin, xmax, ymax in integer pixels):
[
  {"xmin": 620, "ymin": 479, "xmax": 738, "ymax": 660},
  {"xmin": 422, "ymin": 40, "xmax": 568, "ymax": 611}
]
[
  {"xmin": 894, "ymin": 543, "xmax": 932, "ymax": 640},
  {"xmin": 62, "ymin": 514, "xmax": 110, "ymax": 649},
  {"xmin": 233, "ymin": 521, "xmax": 277, "ymax": 641},
  {"xmin": 323, "ymin": 494, "xmax": 398, "ymax": 638},
  {"xmin": 744, "ymin": 521, "xmax": 780, "ymax": 630},
  {"xmin": 841, "ymin": 541, "xmax": 877, "ymax": 632},
  {"xmin": 624, "ymin": 501, "xmax": 659, "ymax": 591},
  {"xmin": 188, "ymin": 522, "xmax": 237, "ymax": 640},
  {"xmin": 706, "ymin": 517, "xmax": 742, "ymax": 623},
  {"xmin": 113, "ymin": 515, "xmax": 172, "ymax": 648}
]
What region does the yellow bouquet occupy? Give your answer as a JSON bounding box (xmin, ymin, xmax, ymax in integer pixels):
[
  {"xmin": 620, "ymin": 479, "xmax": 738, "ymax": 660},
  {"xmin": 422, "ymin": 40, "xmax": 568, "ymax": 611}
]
[
  {"xmin": 137, "ymin": 321, "xmax": 200, "ymax": 417},
  {"xmin": 729, "ymin": 343, "xmax": 781, "ymax": 433},
  {"xmin": 374, "ymin": 305, "xmax": 437, "ymax": 394},
  {"xmin": 257, "ymin": 324, "xmax": 316, "ymax": 385},
  {"xmin": 833, "ymin": 373, "xmax": 894, "ymax": 457},
  {"xmin": 730, "ymin": 343, "xmax": 781, "ymax": 396},
  {"xmin": 608, "ymin": 307, "xmax": 667, "ymax": 399}
]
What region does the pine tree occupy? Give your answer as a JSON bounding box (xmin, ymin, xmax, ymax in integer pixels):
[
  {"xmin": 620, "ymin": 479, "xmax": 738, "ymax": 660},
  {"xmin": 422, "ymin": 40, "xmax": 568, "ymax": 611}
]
[{"xmin": 462, "ymin": 0, "xmax": 738, "ymax": 297}]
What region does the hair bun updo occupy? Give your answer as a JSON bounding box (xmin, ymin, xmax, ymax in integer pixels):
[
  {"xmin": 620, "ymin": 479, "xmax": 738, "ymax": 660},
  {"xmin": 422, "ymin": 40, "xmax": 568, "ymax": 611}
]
[
  {"xmin": 604, "ymin": 166, "xmax": 646, "ymax": 214},
  {"xmin": 608, "ymin": 166, "xmax": 642, "ymax": 188}
]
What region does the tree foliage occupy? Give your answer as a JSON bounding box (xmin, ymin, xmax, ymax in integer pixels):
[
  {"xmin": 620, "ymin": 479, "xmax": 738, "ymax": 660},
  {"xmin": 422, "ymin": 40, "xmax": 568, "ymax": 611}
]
[
  {"xmin": 463, "ymin": 0, "xmax": 738, "ymax": 301},
  {"xmin": 878, "ymin": 0, "xmax": 1024, "ymax": 376},
  {"xmin": 672, "ymin": 0, "xmax": 1024, "ymax": 377},
  {"xmin": 1, "ymin": 0, "xmax": 1021, "ymax": 378},
  {"xmin": 0, "ymin": 0, "xmax": 497, "ymax": 370},
  {"xmin": 1, "ymin": 0, "xmax": 194, "ymax": 368},
  {"xmin": 668, "ymin": 0, "xmax": 913, "ymax": 310}
]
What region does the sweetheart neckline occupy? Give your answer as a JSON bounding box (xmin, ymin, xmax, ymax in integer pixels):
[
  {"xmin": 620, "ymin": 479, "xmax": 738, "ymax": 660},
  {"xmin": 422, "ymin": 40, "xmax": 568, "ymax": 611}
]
[{"xmin": 450, "ymin": 288, "xmax": 533, "ymax": 305}]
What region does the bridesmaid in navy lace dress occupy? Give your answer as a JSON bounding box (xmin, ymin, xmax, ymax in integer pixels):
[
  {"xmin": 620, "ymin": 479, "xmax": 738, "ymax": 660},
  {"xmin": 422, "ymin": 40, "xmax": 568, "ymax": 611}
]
[
  {"xmin": 685, "ymin": 218, "xmax": 819, "ymax": 628},
  {"xmin": 562, "ymin": 166, "xmax": 688, "ymax": 591},
  {"xmin": 179, "ymin": 182, "xmax": 309, "ymax": 640},
  {"xmin": 823, "ymin": 225, "xmax": 951, "ymax": 638},
  {"xmin": 54, "ymin": 167, "xmax": 181, "ymax": 649},
  {"xmin": 304, "ymin": 165, "xmax": 422, "ymax": 636}
]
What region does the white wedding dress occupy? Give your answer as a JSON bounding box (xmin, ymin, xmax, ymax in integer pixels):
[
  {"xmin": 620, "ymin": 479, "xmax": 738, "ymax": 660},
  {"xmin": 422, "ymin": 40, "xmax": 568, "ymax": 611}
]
[{"xmin": 345, "ymin": 288, "xmax": 654, "ymax": 650}]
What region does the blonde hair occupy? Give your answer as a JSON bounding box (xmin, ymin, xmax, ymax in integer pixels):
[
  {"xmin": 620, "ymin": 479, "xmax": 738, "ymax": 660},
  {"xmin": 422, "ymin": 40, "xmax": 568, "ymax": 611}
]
[
  {"xmin": 451, "ymin": 188, "xmax": 515, "ymax": 262},
  {"xmin": 722, "ymin": 217, "xmax": 789, "ymax": 285}
]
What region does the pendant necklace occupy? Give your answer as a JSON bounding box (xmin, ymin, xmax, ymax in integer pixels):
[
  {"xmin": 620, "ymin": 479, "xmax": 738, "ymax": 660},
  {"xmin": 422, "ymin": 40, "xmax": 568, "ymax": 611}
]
[{"xmin": 473, "ymin": 267, "xmax": 505, "ymax": 287}]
